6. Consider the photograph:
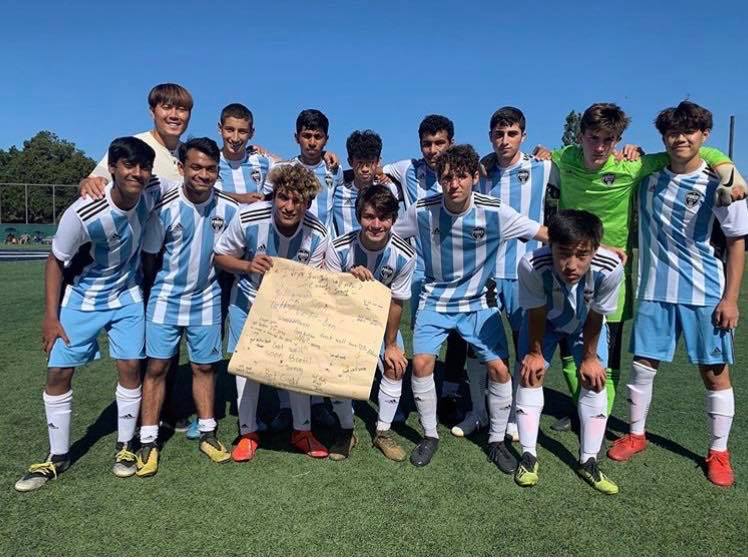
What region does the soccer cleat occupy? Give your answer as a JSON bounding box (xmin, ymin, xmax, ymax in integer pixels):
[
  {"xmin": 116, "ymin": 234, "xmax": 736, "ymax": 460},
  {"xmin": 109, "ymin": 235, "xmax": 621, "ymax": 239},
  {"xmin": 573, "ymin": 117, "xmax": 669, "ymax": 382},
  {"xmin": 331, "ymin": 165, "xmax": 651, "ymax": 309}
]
[
  {"xmin": 551, "ymin": 415, "xmax": 572, "ymax": 432},
  {"xmin": 136, "ymin": 443, "xmax": 159, "ymax": 477},
  {"xmin": 185, "ymin": 418, "xmax": 200, "ymax": 440},
  {"xmin": 505, "ymin": 422, "xmax": 520, "ymax": 443},
  {"xmin": 410, "ymin": 436, "xmax": 439, "ymax": 467},
  {"xmin": 487, "ymin": 441, "xmax": 518, "ymax": 474},
  {"xmin": 328, "ymin": 429, "xmax": 358, "ymax": 461},
  {"xmin": 199, "ymin": 432, "xmax": 231, "ymax": 464},
  {"xmin": 311, "ymin": 402, "xmax": 338, "ymax": 429},
  {"xmin": 269, "ymin": 408, "xmax": 292, "ymax": 432},
  {"xmin": 607, "ymin": 433, "xmax": 647, "ymax": 462},
  {"xmin": 231, "ymin": 432, "xmax": 260, "ymax": 462},
  {"xmin": 514, "ymin": 452, "xmax": 539, "ymax": 487},
  {"xmin": 14, "ymin": 454, "xmax": 70, "ymax": 492},
  {"xmin": 373, "ymin": 430, "xmax": 407, "ymax": 462},
  {"xmin": 450, "ymin": 412, "xmax": 488, "ymax": 437},
  {"xmin": 112, "ymin": 441, "xmax": 137, "ymax": 478},
  {"xmin": 577, "ymin": 457, "xmax": 619, "ymax": 495},
  {"xmin": 291, "ymin": 430, "xmax": 329, "ymax": 458},
  {"xmin": 705, "ymin": 449, "xmax": 735, "ymax": 487}
]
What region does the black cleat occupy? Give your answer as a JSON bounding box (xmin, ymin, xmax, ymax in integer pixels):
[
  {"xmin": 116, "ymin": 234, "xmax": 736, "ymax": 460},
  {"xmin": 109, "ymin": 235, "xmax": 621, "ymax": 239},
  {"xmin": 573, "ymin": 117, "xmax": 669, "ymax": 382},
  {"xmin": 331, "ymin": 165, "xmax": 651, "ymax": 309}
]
[
  {"xmin": 487, "ymin": 440, "xmax": 518, "ymax": 474},
  {"xmin": 410, "ymin": 437, "xmax": 439, "ymax": 467}
]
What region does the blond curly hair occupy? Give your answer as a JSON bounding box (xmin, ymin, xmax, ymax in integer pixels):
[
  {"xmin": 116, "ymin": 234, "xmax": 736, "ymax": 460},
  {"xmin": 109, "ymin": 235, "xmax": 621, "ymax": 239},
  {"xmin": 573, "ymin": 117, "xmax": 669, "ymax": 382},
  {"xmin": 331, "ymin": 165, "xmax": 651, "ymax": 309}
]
[{"xmin": 269, "ymin": 163, "xmax": 321, "ymax": 203}]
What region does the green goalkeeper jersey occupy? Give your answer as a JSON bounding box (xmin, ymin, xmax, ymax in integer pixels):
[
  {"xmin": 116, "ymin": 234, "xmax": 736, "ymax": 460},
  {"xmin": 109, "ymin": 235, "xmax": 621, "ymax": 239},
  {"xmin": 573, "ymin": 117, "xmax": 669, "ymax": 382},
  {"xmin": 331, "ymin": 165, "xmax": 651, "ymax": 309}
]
[{"xmin": 551, "ymin": 145, "xmax": 730, "ymax": 249}]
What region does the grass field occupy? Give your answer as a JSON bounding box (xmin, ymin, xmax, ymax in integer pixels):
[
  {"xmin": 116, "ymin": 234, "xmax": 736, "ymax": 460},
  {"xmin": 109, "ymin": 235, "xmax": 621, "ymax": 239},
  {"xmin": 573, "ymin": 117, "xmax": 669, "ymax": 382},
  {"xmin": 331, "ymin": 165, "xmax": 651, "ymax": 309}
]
[{"xmin": 1, "ymin": 260, "xmax": 746, "ymax": 556}]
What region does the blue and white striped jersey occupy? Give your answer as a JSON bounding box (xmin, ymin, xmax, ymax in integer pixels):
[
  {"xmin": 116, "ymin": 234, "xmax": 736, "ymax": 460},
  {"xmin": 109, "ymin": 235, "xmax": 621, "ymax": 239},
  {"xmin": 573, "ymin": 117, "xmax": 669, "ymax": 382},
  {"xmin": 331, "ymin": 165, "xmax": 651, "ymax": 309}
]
[
  {"xmin": 477, "ymin": 152, "xmax": 551, "ymax": 279},
  {"xmin": 394, "ymin": 192, "xmax": 541, "ymax": 313},
  {"xmin": 325, "ymin": 230, "xmax": 416, "ymax": 300},
  {"xmin": 216, "ymin": 149, "xmax": 273, "ymax": 195},
  {"xmin": 332, "ymin": 180, "xmax": 400, "ymax": 237},
  {"xmin": 214, "ymin": 200, "xmax": 329, "ymax": 311},
  {"xmin": 383, "ymin": 158, "xmax": 441, "ymax": 209},
  {"xmin": 637, "ymin": 161, "xmax": 748, "ymax": 306},
  {"xmin": 261, "ymin": 158, "xmax": 342, "ymax": 228},
  {"xmin": 143, "ymin": 186, "xmax": 239, "ymax": 326},
  {"xmin": 518, "ymin": 246, "xmax": 623, "ymax": 334},
  {"xmin": 52, "ymin": 179, "xmax": 164, "ymax": 311}
]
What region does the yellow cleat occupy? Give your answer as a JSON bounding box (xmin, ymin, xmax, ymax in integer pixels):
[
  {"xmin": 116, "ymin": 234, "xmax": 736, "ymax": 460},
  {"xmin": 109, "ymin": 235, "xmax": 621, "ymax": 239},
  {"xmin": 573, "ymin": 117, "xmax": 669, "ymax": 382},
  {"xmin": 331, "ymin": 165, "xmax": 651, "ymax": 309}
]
[
  {"xmin": 514, "ymin": 452, "xmax": 539, "ymax": 487},
  {"xmin": 136, "ymin": 443, "xmax": 159, "ymax": 477},
  {"xmin": 199, "ymin": 433, "xmax": 231, "ymax": 464},
  {"xmin": 577, "ymin": 457, "xmax": 619, "ymax": 495}
]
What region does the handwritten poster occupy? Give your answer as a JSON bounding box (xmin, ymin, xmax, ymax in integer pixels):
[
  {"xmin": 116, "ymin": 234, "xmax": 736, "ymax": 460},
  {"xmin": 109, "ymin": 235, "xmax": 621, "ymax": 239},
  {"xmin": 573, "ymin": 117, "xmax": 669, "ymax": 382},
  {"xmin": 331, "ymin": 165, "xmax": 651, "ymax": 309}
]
[{"xmin": 227, "ymin": 257, "xmax": 391, "ymax": 400}]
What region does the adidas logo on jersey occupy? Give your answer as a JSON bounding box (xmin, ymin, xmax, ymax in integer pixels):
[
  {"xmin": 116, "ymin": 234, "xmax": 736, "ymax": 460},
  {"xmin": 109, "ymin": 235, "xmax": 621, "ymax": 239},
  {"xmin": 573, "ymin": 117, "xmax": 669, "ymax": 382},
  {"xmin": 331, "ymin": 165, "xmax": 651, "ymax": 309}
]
[
  {"xmin": 256, "ymin": 244, "xmax": 267, "ymax": 253},
  {"xmin": 210, "ymin": 216, "xmax": 226, "ymax": 232},
  {"xmin": 685, "ymin": 190, "xmax": 701, "ymax": 208},
  {"xmin": 472, "ymin": 227, "xmax": 486, "ymax": 240},
  {"xmin": 297, "ymin": 248, "xmax": 311, "ymax": 263},
  {"xmin": 517, "ymin": 169, "xmax": 530, "ymax": 184},
  {"xmin": 432, "ymin": 226, "xmax": 440, "ymax": 237},
  {"xmin": 602, "ymin": 173, "xmax": 615, "ymax": 186},
  {"xmin": 380, "ymin": 265, "xmax": 395, "ymax": 285}
]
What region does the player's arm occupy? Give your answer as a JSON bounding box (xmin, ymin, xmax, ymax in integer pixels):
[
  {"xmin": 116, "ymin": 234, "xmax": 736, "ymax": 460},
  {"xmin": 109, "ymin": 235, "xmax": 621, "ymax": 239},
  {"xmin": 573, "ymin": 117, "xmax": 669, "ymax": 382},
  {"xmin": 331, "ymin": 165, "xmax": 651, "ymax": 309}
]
[
  {"xmin": 714, "ymin": 236, "xmax": 745, "ymax": 330},
  {"xmin": 141, "ymin": 213, "xmax": 165, "ymax": 299},
  {"xmin": 225, "ymin": 192, "xmax": 265, "ymax": 205},
  {"xmin": 578, "ymin": 310, "xmax": 606, "ymax": 392},
  {"xmin": 213, "ymin": 213, "xmax": 273, "ymax": 275},
  {"xmin": 517, "ymin": 255, "xmax": 548, "ymax": 386},
  {"xmin": 499, "ymin": 203, "xmax": 549, "ymax": 244}
]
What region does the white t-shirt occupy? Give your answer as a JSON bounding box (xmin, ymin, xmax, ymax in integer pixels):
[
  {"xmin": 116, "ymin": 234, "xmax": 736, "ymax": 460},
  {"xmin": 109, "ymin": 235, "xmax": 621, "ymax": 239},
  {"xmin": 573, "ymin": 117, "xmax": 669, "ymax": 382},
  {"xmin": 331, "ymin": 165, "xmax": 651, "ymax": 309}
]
[{"xmin": 90, "ymin": 131, "xmax": 182, "ymax": 182}]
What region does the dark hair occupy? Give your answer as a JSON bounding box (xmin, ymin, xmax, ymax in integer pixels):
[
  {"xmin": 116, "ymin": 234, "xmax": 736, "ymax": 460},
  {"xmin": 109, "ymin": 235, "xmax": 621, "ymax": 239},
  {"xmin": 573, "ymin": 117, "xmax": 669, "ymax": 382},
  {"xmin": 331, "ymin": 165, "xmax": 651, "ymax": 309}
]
[
  {"xmin": 296, "ymin": 109, "xmax": 329, "ymax": 135},
  {"xmin": 580, "ymin": 103, "xmax": 630, "ymax": 138},
  {"xmin": 269, "ymin": 164, "xmax": 320, "ymax": 203},
  {"xmin": 178, "ymin": 137, "xmax": 220, "ymax": 164},
  {"xmin": 147, "ymin": 83, "xmax": 193, "ymax": 110},
  {"xmin": 220, "ymin": 103, "xmax": 254, "ymax": 125},
  {"xmin": 346, "ymin": 130, "xmax": 382, "ymax": 161},
  {"xmin": 355, "ymin": 184, "xmax": 399, "ymax": 223},
  {"xmin": 654, "ymin": 100, "xmax": 713, "ymax": 135},
  {"xmin": 435, "ymin": 144, "xmax": 479, "ymax": 178},
  {"xmin": 418, "ymin": 114, "xmax": 454, "ymax": 141},
  {"xmin": 489, "ymin": 106, "xmax": 526, "ymax": 132},
  {"xmin": 548, "ymin": 209, "xmax": 603, "ymax": 248},
  {"xmin": 108, "ymin": 136, "xmax": 156, "ymax": 169}
]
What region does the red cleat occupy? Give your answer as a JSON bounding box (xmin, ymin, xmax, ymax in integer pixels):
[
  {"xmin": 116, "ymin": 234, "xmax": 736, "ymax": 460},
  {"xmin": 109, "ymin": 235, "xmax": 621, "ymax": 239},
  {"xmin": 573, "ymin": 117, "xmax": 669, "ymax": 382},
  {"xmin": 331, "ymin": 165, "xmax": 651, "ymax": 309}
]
[
  {"xmin": 607, "ymin": 433, "xmax": 647, "ymax": 462},
  {"xmin": 291, "ymin": 430, "xmax": 328, "ymax": 458},
  {"xmin": 705, "ymin": 449, "xmax": 735, "ymax": 487},
  {"xmin": 231, "ymin": 432, "xmax": 260, "ymax": 462}
]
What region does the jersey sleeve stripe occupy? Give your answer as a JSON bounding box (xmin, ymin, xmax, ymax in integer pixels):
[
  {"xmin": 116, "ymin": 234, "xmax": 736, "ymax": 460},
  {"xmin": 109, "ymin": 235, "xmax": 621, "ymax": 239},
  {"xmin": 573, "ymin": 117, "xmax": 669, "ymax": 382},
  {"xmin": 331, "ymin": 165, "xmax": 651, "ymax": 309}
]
[
  {"xmin": 77, "ymin": 199, "xmax": 109, "ymax": 221},
  {"xmin": 391, "ymin": 235, "xmax": 416, "ymax": 258},
  {"xmin": 416, "ymin": 194, "xmax": 443, "ymax": 208}
]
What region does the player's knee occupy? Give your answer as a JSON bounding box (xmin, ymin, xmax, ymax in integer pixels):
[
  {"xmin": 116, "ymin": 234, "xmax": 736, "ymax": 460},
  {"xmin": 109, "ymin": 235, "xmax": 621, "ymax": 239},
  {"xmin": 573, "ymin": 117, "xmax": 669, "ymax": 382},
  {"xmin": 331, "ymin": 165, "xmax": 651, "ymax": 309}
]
[
  {"xmin": 45, "ymin": 367, "xmax": 74, "ymax": 394},
  {"xmin": 191, "ymin": 362, "xmax": 214, "ymax": 377},
  {"xmin": 486, "ymin": 360, "xmax": 510, "ymax": 383},
  {"xmin": 383, "ymin": 366, "xmax": 403, "ymax": 381},
  {"xmin": 412, "ymin": 354, "xmax": 435, "ymax": 377},
  {"xmin": 144, "ymin": 358, "xmax": 171, "ymax": 379},
  {"xmin": 700, "ymin": 364, "xmax": 731, "ymax": 390}
]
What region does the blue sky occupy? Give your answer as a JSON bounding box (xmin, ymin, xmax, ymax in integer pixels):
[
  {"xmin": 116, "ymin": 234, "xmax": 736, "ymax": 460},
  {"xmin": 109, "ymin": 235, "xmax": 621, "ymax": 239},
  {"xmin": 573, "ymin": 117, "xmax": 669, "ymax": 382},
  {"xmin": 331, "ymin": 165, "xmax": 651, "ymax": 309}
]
[{"xmin": 1, "ymin": 0, "xmax": 746, "ymax": 171}]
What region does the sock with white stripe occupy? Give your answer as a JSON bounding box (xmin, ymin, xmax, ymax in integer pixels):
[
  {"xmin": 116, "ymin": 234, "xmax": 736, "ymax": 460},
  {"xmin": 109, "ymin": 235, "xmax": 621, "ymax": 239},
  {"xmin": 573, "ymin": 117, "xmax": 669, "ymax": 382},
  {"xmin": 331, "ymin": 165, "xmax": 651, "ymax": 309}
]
[
  {"xmin": 44, "ymin": 390, "xmax": 73, "ymax": 456},
  {"xmin": 412, "ymin": 374, "xmax": 439, "ymax": 438},
  {"xmin": 115, "ymin": 384, "xmax": 141, "ymax": 443},
  {"xmin": 628, "ymin": 361, "xmax": 657, "ymax": 435},
  {"xmin": 376, "ymin": 376, "xmax": 402, "ymax": 432},
  {"xmin": 706, "ymin": 388, "xmax": 735, "ymax": 452},
  {"xmin": 516, "ymin": 386, "xmax": 543, "ymax": 457},
  {"xmin": 578, "ymin": 387, "xmax": 608, "ymax": 462}
]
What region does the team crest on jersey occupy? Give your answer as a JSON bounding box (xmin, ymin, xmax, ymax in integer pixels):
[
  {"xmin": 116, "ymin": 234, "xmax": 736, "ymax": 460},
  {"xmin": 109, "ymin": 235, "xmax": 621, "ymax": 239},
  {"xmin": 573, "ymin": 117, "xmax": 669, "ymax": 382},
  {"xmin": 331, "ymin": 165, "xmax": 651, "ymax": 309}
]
[
  {"xmin": 517, "ymin": 169, "xmax": 530, "ymax": 184},
  {"xmin": 210, "ymin": 216, "xmax": 225, "ymax": 233},
  {"xmin": 602, "ymin": 174, "xmax": 615, "ymax": 186},
  {"xmin": 325, "ymin": 172, "xmax": 334, "ymax": 188},
  {"xmin": 380, "ymin": 265, "xmax": 395, "ymax": 286},
  {"xmin": 472, "ymin": 226, "xmax": 486, "ymax": 240},
  {"xmin": 685, "ymin": 190, "xmax": 701, "ymax": 208},
  {"xmin": 251, "ymin": 168, "xmax": 262, "ymax": 184},
  {"xmin": 168, "ymin": 223, "xmax": 183, "ymax": 238},
  {"xmin": 297, "ymin": 248, "xmax": 311, "ymax": 263}
]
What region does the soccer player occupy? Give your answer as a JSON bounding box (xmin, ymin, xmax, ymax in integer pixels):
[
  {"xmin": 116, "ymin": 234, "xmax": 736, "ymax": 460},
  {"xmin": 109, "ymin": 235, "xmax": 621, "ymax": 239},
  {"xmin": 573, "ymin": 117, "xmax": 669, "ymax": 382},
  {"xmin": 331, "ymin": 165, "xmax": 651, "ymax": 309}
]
[
  {"xmin": 332, "ymin": 129, "xmax": 399, "ymax": 237},
  {"xmin": 15, "ymin": 137, "xmax": 161, "ymax": 492},
  {"xmin": 326, "ymin": 185, "xmax": 416, "ymax": 461},
  {"xmin": 538, "ymin": 103, "xmax": 737, "ymax": 430},
  {"xmin": 513, "ymin": 210, "xmax": 623, "ymax": 494},
  {"xmin": 134, "ymin": 138, "xmax": 239, "ymax": 476},
  {"xmin": 394, "ymin": 144, "xmax": 548, "ymax": 469},
  {"xmin": 453, "ymin": 106, "xmax": 555, "ymax": 440},
  {"xmin": 214, "ymin": 163, "xmax": 330, "ymax": 460},
  {"xmin": 607, "ymin": 101, "xmax": 747, "ymax": 487}
]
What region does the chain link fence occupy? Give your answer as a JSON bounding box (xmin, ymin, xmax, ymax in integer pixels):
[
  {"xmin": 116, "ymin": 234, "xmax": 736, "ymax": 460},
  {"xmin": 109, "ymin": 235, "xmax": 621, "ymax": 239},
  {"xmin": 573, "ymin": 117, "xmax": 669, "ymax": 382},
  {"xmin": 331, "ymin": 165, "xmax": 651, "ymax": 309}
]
[{"xmin": 0, "ymin": 183, "xmax": 79, "ymax": 225}]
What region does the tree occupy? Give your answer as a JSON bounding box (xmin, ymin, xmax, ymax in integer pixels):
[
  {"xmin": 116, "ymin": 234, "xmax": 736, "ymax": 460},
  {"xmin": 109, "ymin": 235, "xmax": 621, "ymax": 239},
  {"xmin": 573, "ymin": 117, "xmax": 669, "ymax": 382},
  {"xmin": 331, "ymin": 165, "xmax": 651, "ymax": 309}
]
[
  {"xmin": 561, "ymin": 110, "xmax": 582, "ymax": 146},
  {"xmin": 0, "ymin": 131, "xmax": 95, "ymax": 223}
]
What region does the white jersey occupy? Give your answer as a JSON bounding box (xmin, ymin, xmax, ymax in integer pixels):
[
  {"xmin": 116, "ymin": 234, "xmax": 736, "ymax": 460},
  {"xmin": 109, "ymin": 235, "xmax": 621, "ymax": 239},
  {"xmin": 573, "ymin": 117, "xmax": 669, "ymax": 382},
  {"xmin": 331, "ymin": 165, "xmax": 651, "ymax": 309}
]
[
  {"xmin": 143, "ymin": 186, "xmax": 239, "ymax": 326},
  {"xmin": 52, "ymin": 178, "xmax": 164, "ymax": 311},
  {"xmin": 383, "ymin": 158, "xmax": 441, "ymax": 209},
  {"xmin": 394, "ymin": 192, "xmax": 541, "ymax": 313},
  {"xmin": 214, "ymin": 200, "xmax": 329, "ymax": 311},
  {"xmin": 216, "ymin": 149, "xmax": 273, "ymax": 195},
  {"xmin": 478, "ymin": 152, "xmax": 551, "ymax": 279},
  {"xmin": 261, "ymin": 157, "xmax": 342, "ymax": 229},
  {"xmin": 518, "ymin": 246, "xmax": 623, "ymax": 335},
  {"xmin": 325, "ymin": 230, "xmax": 416, "ymax": 300},
  {"xmin": 90, "ymin": 131, "xmax": 182, "ymax": 182},
  {"xmin": 637, "ymin": 161, "xmax": 748, "ymax": 306},
  {"xmin": 332, "ymin": 180, "xmax": 400, "ymax": 237}
]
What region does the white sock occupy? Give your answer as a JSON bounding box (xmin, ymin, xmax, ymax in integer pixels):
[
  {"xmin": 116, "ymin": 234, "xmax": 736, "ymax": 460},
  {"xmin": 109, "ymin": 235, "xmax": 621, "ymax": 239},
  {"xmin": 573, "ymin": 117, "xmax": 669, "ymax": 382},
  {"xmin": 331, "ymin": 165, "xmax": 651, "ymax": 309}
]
[
  {"xmin": 628, "ymin": 361, "xmax": 657, "ymax": 435},
  {"xmin": 487, "ymin": 379, "xmax": 512, "ymax": 444},
  {"xmin": 115, "ymin": 384, "xmax": 141, "ymax": 444},
  {"xmin": 44, "ymin": 390, "xmax": 73, "ymax": 456},
  {"xmin": 140, "ymin": 425, "xmax": 159, "ymax": 445},
  {"xmin": 198, "ymin": 417, "xmax": 217, "ymax": 434},
  {"xmin": 377, "ymin": 376, "xmax": 402, "ymax": 432},
  {"xmin": 412, "ymin": 374, "xmax": 438, "ymax": 438},
  {"xmin": 331, "ymin": 398, "xmax": 355, "ymax": 430},
  {"xmin": 236, "ymin": 376, "xmax": 259, "ymax": 434},
  {"xmin": 516, "ymin": 386, "xmax": 543, "ymax": 456},
  {"xmin": 706, "ymin": 388, "xmax": 735, "ymax": 452},
  {"xmin": 578, "ymin": 387, "xmax": 608, "ymax": 462},
  {"xmin": 278, "ymin": 389, "xmax": 290, "ymax": 409},
  {"xmin": 289, "ymin": 391, "xmax": 311, "ymax": 431},
  {"xmin": 465, "ymin": 357, "xmax": 487, "ymax": 419}
]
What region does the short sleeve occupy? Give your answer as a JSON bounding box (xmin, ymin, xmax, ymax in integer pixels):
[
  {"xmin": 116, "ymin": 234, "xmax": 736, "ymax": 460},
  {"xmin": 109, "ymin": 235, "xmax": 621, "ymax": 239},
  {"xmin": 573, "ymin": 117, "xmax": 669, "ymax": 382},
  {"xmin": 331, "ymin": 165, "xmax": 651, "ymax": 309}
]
[
  {"xmin": 214, "ymin": 212, "xmax": 246, "ymax": 257},
  {"xmin": 308, "ymin": 235, "xmax": 328, "ymax": 269},
  {"xmin": 498, "ymin": 204, "xmax": 541, "ymax": 241},
  {"xmin": 324, "ymin": 242, "xmax": 343, "ymax": 272},
  {"xmin": 51, "ymin": 208, "xmax": 89, "ymax": 262},
  {"xmin": 590, "ymin": 262, "xmax": 624, "ymax": 316},
  {"xmin": 714, "ymin": 198, "xmax": 748, "ymax": 238},
  {"xmin": 517, "ymin": 254, "xmax": 547, "ymax": 310},
  {"xmin": 383, "ymin": 160, "xmax": 410, "ymax": 186},
  {"xmin": 390, "ymin": 256, "xmax": 416, "ymax": 301},
  {"xmin": 393, "ymin": 203, "xmax": 418, "ymax": 239}
]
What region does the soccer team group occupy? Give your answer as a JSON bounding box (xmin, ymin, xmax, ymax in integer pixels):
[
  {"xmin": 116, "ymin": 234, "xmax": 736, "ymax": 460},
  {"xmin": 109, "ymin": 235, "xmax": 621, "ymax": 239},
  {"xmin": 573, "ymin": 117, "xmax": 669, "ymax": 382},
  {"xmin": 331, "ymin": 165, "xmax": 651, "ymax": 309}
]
[{"xmin": 14, "ymin": 83, "xmax": 748, "ymax": 495}]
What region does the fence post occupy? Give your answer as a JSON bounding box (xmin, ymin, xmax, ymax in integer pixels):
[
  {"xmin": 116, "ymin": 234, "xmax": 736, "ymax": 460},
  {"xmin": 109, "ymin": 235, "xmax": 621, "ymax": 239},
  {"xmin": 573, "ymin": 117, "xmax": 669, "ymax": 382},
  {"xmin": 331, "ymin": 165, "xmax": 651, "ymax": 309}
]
[
  {"xmin": 0, "ymin": 187, "xmax": 2, "ymax": 224},
  {"xmin": 52, "ymin": 185, "xmax": 57, "ymax": 224},
  {"xmin": 25, "ymin": 184, "xmax": 29, "ymax": 224}
]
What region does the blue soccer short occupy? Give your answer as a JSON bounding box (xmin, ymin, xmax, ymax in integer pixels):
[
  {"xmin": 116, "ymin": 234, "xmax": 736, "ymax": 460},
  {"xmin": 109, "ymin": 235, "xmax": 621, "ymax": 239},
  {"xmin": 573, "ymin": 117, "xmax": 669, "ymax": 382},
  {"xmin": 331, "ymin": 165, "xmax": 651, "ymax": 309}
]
[
  {"xmin": 409, "ymin": 272, "xmax": 424, "ymax": 328},
  {"xmin": 517, "ymin": 317, "xmax": 609, "ymax": 370},
  {"xmin": 227, "ymin": 303, "xmax": 250, "ymax": 354},
  {"xmin": 496, "ymin": 277, "xmax": 522, "ymax": 332},
  {"xmin": 413, "ymin": 307, "xmax": 507, "ymax": 362},
  {"xmin": 631, "ymin": 300, "xmax": 734, "ymax": 365},
  {"xmin": 48, "ymin": 302, "xmax": 145, "ymax": 368},
  {"xmin": 146, "ymin": 321, "xmax": 222, "ymax": 364}
]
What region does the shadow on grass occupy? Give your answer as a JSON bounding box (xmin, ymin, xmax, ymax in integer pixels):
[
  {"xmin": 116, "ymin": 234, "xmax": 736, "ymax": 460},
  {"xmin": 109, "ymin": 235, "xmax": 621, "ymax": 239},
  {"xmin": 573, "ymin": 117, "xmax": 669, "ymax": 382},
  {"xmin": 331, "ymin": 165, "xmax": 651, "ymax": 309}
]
[{"xmin": 68, "ymin": 400, "xmax": 117, "ymax": 466}]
